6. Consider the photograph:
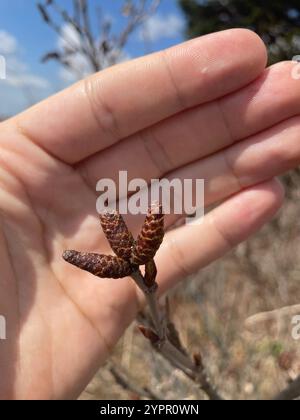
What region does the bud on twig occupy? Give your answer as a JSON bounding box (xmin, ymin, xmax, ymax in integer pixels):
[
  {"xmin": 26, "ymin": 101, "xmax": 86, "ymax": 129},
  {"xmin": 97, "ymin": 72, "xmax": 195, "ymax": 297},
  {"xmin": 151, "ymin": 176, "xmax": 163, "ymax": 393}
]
[
  {"xmin": 193, "ymin": 352, "xmax": 203, "ymax": 368},
  {"xmin": 131, "ymin": 203, "xmax": 164, "ymax": 265},
  {"xmin": 63, "ymin": 250, "xmax": 134, "ymax": 279},
  {"xmin": 99, "ymin": 211, "xmax": 134, "ymax": 261},
  {"xmin": 138, "ymin": 325, "xmax": 160, "ymax": 345}
]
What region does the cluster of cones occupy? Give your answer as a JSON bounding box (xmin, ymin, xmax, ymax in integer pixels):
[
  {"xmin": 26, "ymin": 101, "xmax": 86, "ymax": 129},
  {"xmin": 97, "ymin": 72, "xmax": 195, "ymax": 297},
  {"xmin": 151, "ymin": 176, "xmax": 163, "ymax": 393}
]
[{"xmin": 63, "ymin": 203, "xmax": 164, "ymax": 290}]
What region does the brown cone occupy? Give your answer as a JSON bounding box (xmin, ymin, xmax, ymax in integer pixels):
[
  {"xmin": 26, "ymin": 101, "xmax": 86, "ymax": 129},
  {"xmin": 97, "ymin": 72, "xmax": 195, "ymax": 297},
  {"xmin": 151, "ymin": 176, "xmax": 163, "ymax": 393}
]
[
  {"xmin": 131, "ymin": 203, "xmax": 164, "ymax": 265},
  {"xmin": 99, "ymin": 211, "xmax": 134, "ymax": 261},
  {"xmin": 63, "ymin": 250, "xmax": 134, "ymax": 279}
]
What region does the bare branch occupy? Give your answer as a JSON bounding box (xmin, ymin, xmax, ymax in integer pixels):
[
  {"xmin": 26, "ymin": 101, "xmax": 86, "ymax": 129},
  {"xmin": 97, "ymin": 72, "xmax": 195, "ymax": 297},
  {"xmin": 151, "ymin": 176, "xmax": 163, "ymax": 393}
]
[
  {"xmin": 132, "ymin": 272, "xmax": 223, "ymax": 400},
  {"xmin": 38, "ymin": 0, "xmax": 161, "ymax": 78},
  {"xmin": 109, "ymin": 363, "xmax": 161, "ymax": 400}
]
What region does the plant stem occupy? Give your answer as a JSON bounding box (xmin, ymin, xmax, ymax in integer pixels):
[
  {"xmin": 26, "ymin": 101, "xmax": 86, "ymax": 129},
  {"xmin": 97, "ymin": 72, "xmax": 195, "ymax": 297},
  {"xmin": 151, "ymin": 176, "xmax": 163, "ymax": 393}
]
[
  {"xmin": 131, "ymin": 270, "xmax": 164, "ymax": 340},
  {"xmin": 130, "ymin": 270, "xmax": 150, "ymax": 294},
  {"xmin": 145, "ymin": 292, "xmax": 165, "ymax": 340},
  {"xmin": 131, "ymin": 270, "xmax": 223, "ymax": 400}
]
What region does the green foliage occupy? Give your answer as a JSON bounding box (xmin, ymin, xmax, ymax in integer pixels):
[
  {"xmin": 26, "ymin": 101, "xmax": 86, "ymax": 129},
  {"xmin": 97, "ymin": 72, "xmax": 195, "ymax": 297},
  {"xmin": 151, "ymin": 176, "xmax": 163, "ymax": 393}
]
[
  {"xmin": 179, "ymin": 0, "xmax": 300, "ymax": 63},
  {"xmin": 270, "ymin": 341, "xmax": 284, "ymax": 358}
]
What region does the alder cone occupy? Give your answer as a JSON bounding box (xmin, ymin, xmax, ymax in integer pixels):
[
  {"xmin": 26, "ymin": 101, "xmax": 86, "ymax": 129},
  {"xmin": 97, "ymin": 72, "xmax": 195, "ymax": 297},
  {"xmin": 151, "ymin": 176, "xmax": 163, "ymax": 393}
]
[
  {"xmin": 99, "ymin": 211, "xmax": 134, "ymax": 261},
  {"xmin": 131, "ymin": 204, "xmax": 164, "ymax": 265},
  {"xmin": 63, "ymin": 250, "xmax": 134, "ymax": 279}
]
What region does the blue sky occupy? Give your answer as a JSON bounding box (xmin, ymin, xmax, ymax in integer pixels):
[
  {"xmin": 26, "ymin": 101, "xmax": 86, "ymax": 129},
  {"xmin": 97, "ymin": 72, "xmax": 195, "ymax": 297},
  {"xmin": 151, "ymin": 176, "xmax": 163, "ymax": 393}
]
[{"xmin": 0, "ymin": 0, "xmax": 185, "ymax": 117}]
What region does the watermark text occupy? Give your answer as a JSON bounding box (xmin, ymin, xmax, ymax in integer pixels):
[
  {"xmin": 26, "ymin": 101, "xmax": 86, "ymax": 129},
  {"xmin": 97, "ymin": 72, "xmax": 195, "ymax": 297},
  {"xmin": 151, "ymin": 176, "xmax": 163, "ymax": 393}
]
[
  {"xmin": 292, "ymin": 315, "xmax": 300, "ymax": 340},
  {"xmin": 0, "ymin": 315, "xmax": 6, "ymax": 340},
  {"xmin": 96, "ymin": 171, "xmax": 204, "ymax": 224},
  {"xmin": 0, "ymin": 55, "xmax": 6, "ymax": 80}
]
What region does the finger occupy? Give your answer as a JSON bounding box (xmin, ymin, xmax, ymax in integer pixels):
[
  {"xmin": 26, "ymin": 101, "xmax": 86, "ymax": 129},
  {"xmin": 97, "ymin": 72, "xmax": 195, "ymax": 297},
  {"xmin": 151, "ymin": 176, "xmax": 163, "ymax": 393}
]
[
  {"xmin": 11, "ymin": 29, "xmax": 266, "ymax": 163},
  {"xmin": 224, "ymin": 115, "xmax": 300, "ymax": 188},
  {"xmin": 97, "ymin": 113, "xmax": 300, "ymax": 234},
  {"xmin": 218, "ymin": 61, "xmax": 300, "ymax": 141},
  {"xmin": 158, "ymin": 115, "xmax": 300, "ymax": 216},
  {"xmin": 156, "ymin": 179, "xmax": 284, "ymax": 294},
  {"xmin": 78, "ymin": 61, "xmax": 300, "ymax": 191}
]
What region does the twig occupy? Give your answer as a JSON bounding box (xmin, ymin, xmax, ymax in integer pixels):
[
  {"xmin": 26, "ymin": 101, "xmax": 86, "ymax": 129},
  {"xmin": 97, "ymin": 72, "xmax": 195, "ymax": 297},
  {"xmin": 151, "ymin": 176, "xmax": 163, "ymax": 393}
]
[
  {"xmin": 131, "ymin": 270, "xmax": 164, "ymax": 339},
  {"xmin": 109, "ymin": 363, "xmax": 161, "ymax": 400},
  {"xmin": 132, "ymin": 271, "xmax": 223, "ymax": 400},
  {"xmin": 157, "ymin": 335, "xmax": 222, "ymax": 400},
  {"xmin": 38, "ymin": 0, "xmax": 161, "ymax": 77},
  {"xmin": 165, "ymin": 297, "xmax": 188, "ymax": 355},
  {"xmin": 63, "ymin": 203, "xmax": 222, "ymax": 400}
]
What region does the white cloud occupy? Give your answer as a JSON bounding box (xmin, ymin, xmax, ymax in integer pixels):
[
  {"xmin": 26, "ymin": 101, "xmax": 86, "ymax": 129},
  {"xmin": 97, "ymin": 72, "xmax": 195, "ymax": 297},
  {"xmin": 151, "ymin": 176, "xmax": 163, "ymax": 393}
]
[
  {"xmin": 7, "ymin": 74, "xmax": 49, "ymax": 89},
  {"xmin": 0, "ymin": 30, "xmax": 51, "ymax": 116},
  {"xmin": 0, "ymin": 30, "xmax": 17, "ymax": 55},
  {"xmin": 139, "ymin": 13, "xmax": 184, "ymax": 42},
  {"xmin": 3, "ymin": 41, "xmax": 50, "ymax": 89},
  {"xmin": 58, "ymin": 24, "xmax": 82, "ymax": 50}
]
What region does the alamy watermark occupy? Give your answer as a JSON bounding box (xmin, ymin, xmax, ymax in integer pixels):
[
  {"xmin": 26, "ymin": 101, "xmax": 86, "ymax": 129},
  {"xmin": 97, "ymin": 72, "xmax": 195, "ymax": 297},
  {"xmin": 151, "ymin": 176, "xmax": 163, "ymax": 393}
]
[
  {"xmin": 291, "ymin": 55, "xmax": 300, "ymax": 80},
  {"xmin": 292, "ymin": 315, "xmax": 300, "ymax": 340},
  {"xmin": 96, "ymin": 171, "xmax": 204, "ymax": 224},
  {"xmin": 0, "ymin": 315, "xmax": 6, "ymax": 340},
  {"xmin": 0, "ymin": 55, "xmax": 6, "ymax": 80}
]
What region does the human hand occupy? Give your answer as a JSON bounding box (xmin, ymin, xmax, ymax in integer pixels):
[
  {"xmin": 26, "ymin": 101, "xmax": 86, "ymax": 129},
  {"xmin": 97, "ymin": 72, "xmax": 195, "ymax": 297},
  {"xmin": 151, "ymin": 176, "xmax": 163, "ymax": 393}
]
[{"xmin": 0, "ymin": 29, "xmax": 299, "ymax": 399}]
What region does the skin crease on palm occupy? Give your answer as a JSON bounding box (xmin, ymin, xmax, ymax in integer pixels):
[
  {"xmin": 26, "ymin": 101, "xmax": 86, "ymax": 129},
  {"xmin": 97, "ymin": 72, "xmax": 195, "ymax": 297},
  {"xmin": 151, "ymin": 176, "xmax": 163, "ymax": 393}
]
[{"xmin": 1, "ymin": 27, "xmax": 300, "ymax": 400}]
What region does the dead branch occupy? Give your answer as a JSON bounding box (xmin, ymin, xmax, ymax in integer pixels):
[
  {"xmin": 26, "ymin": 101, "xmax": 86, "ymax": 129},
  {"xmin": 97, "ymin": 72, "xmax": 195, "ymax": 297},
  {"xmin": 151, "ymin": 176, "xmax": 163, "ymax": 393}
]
[
  {"xmin": 37, "ymin": 0, "xmax": 161, "ymax": 78},
  {"xmin": 109, "ymin": 363, "xmax": 161, "ymax": 400}
]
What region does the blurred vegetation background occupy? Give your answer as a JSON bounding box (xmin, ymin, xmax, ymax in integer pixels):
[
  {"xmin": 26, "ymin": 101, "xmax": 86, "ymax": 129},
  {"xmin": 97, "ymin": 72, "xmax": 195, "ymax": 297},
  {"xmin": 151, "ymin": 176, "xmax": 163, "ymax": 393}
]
[{"xmin": 180, "ymin": 0, "xmax": 300, "ymax": 64}]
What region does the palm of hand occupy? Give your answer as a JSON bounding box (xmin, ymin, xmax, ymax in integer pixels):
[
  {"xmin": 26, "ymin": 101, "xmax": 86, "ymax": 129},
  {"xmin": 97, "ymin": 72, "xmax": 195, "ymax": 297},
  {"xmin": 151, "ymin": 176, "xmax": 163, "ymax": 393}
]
[{"xmin": 0, "ymin": 125, "xmax": 139, "ymax": 399}]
